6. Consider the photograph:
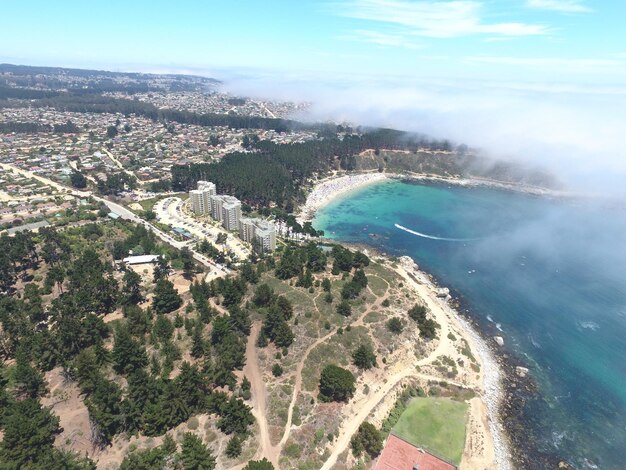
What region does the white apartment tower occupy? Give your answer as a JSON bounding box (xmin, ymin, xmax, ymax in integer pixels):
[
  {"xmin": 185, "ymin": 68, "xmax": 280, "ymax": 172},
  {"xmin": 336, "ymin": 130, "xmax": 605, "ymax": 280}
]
[
  {"xmin": 238, "ymin": 217, "xmax": 257, "ymax": 243},
  {"xmin": 238, "ymin": 217, "xmax": 276, "ymax": 252},
  {"xmin": 254, "ymin": 220, "xmax": 276, "ymax": 253},
  {"xmin": 189, "ymin": 181, "xmax": 216, "ymax": 215},
  {"xmin": 210, "ymin": 194, "xmax": 224, "ymax": 221},
  {"xmin": 221, "ymin": 196, "xmax": 242, "ymax": 231}
]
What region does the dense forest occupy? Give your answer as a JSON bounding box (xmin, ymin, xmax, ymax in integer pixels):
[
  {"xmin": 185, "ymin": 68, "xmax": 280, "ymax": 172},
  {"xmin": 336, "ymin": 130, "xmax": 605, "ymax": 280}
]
[
  {"xmin": 170, "ymin": 130, "xmax": 449, "ymax": 208},
  {"xmin": 0, "ymin": 222, "xmax": 259, "ymax": 468}
]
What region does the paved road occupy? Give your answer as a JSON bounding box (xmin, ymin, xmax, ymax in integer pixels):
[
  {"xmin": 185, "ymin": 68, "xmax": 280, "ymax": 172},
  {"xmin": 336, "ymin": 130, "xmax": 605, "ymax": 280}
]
[{"xmin": 1, "ymin": 163, "xmax": 227, "ymax": 275}]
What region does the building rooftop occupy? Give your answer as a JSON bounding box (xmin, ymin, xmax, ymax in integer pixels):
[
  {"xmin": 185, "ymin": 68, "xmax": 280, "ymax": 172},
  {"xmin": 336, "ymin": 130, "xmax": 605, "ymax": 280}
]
[
  {"xmin": 376, "ymin": 434, "xmax": 457, "ymax": 470},
  {"xmin": 122, "ymin": 254, "xmax": 161, "ymax": 265}
]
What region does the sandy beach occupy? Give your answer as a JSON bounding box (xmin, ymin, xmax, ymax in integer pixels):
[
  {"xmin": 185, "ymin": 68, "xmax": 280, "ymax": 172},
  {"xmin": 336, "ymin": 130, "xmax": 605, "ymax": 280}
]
[
  {"xmin": 297, "ymin": 172, "xmax": 388, "ymax": 223},
  {"xmin": 299, "ymin": 169, "xmax": 574, "ymax": 224},
  {"xmin": 303, "ymin": 172, "xmax": 513, "ymax": 469}
]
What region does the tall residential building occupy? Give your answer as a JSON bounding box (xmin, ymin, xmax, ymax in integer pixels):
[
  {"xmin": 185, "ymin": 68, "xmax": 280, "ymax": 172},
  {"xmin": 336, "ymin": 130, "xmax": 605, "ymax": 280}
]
[
  {"xmin": 189, "ymin": 189, "xmax": 207, "ymax": 214},
  {"xmin": 221, "ymin": 196, "xmax": 242, "ymax": 231},
  {"xmin": 254, "ymin": 220, "xmax": 276, "ymax": 253},
  {"xmin": 189, "ymin": 181, "xmax": 216, "ymax": 215},
  {"xmin": 238, "ymin": 217, "xmax": 276, "ymax": 252},
  {"xmin": 210, "ymin": 194, "xmax": 225, "ymax": 221},
  {"xmin": 238, "ymin": 217, "xmax": 257, "ymax": 243}
]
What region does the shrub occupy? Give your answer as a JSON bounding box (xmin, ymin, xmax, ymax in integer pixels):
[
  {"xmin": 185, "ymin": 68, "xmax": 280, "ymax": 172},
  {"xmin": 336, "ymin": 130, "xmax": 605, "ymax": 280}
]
[
  {"xmin": 386, "ymin": 317, "xmax": 404, "ymax": 334},
  {"xmin": 272, "ymin": 364, "xmax": 283, "ymax": 377}
]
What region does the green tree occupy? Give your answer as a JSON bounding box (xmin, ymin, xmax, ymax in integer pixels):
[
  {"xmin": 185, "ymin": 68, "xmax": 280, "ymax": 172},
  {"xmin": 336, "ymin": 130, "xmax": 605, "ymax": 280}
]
[
  {"xmin": 70, "ymin": 170, "xmax": 87, "ymax": 189},
  {"xmin": 153, "ymin": 279, "xmax": 182, "ymax": 314},
  {"xmin": 419, "ymin": 318, "xmax": 438, "ymax": 340},
  {"xmin": 191, "ymin": 323, "xmax": 205, "ymax": 358},
  {"xmin": 252, "ymin": 283, "xmax": 274, "ymax": 307},
  {"xmin": 0, "ymin": 398, "xmax": 60, "ymax": 468},
  {"xmin": 386, "ymin": 317, "xmax": 404, "ymax": 334},
  {"xmin": 217, "ymin": 397, "xmax": 254, "ymax": 435},
  {"xmin": 244, "ymin": 459, "xmax": 274, "ymax": 470},
  {"xmin": 153, "ymin": 256, "xmax": 170, "ymax": 282},
  {"xmin": 407, "ymin": 303, "xmax": 427, "ymax": 322},
  {"xmin": 85, "ymin": 376, "xmax": 124, "ymax": 446},
  {"xmin": 350, "ymin": 421, "xmax": 383, "ymax": 458},
  {"xmin": 13, "ymin": 353, "xmax": 47, "ymax": 399},
  {"xmin": 352, "ymin": 344, "xmax": 377, "ymax": 370},
  {"xmin": 274, "ymin": 295, "xmax": 293, "ymax": 320},
  {"xmin": 112, "ymin": 325, "xmax": 148, "ymax": 374},
  {"xmin": 120, "ymin": 435, "xmax": 176, "ymax": 470},
  {"xmin": 319, "ymin": 364, "xmax": 356, "ymax": 402},
  {"xmin": 181, "ymin": 247, "xmax": 196, "ymax": 280},
  {"xmin": 336, "ymin": 300, "xmax": 352, "ymax": 317},
  {"xmin": 321, "ymin": 278, "xmax": 331, "ymax": 292},
  {"xmin": 153, "ymin": 314, "xmax": 174, "ymax": 343},
  {"xmin": 181, "ymin": 432, "xmax": 216, "ymax": 470},
  {"xmin": 225, "ymin": 435, "xmax": 242, "ymax": 458},
  {"xmin": 122, "ymin": 269, "xmax": 143, "ymax": 305}
]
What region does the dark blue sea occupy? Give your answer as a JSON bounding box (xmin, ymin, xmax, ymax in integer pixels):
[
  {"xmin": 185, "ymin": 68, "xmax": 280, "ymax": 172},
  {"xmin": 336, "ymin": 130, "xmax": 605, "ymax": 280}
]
[{"xmin": 314, "ymin": 179, "xmax": 626, "ymax": 469}]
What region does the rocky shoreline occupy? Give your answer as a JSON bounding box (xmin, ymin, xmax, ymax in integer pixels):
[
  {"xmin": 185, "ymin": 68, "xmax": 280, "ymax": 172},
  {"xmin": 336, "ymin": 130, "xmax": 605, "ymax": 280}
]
[
  {"xmin": 398, "ymin": 256, "xmax": 513, "ymax": 470},
  {"xmin": 302, "ymin": 171, "xmax": 580, "ymax": 469}
]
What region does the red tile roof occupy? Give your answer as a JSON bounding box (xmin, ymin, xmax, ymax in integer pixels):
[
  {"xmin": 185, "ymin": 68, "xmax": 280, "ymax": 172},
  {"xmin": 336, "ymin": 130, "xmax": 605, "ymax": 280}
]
[{"xmin": 376, "ymin": 434, "xmax": 457, "ymax": 470}]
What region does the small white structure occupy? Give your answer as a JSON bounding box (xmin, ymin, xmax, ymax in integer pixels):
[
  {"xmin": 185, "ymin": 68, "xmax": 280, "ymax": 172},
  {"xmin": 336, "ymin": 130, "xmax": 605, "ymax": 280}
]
[{"xmin": 122, "ymin": 254, "xmax": 161, "ymax": 265}]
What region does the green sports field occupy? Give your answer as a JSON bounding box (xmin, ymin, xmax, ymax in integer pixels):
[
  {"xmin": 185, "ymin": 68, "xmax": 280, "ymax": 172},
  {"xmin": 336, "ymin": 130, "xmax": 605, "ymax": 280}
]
[{"xmin": 392, "ymin": 397, "xmax": 469, "ymax": 465}]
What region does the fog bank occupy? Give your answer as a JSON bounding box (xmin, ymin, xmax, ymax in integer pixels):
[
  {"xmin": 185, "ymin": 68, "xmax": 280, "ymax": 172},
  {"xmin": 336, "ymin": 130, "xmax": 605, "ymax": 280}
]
[{"xmin": 221, "ymin": 71, "xmax": 626, "ymax": 198}]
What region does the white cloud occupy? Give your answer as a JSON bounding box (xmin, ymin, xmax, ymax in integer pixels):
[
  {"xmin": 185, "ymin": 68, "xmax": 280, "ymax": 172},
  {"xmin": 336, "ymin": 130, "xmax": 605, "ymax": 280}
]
[
  {"xmin": 465, "ymin": 55, "xmax": 622, "ymax": 68},
  {"xmin": 526, "ymin": 0, "xmax": 591, "ymax": 13},
  {"xmin": 332, "ymin": 0, "xmax": 549, "ymax": 38},
  {"xmin": 340, "ymin": 29, "xmax": 424, "ymax": 49}
]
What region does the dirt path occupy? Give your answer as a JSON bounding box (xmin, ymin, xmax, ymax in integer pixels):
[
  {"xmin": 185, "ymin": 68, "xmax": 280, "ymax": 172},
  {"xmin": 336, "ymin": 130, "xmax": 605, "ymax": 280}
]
[
  {"xmin": 242, "ymin": 323, "xmax": 280, "ymax": 468},
  {"xmin": 279, "ymin": 324, "xmax": 335, "ymax": 447},
  {"xmin": 320, "ymin": 365, "xmax": 414, "ymax": 470},
  {"xmin": 319, "ymin": 271, "xmax": 459, "ymax": 469}
]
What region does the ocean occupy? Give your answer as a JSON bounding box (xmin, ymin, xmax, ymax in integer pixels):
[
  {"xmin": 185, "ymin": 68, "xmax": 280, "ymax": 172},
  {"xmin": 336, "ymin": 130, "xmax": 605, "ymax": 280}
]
[{"xmin": 314, "ymin": 179, "xmax": 626, "ymax": 469}]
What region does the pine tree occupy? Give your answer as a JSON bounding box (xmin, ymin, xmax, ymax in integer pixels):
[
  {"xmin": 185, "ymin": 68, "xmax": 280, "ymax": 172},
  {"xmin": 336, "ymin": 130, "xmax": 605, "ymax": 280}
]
[
  {"xmin": 112, "ymin": 325, "xmax": 148, "ymax": 375},
  {"xmin": 352, "ymin": 344, "xmax": 377, "ymax": 370},
  {"xmin": 181, "ymin": 432, "xmax": 216, "ymax": 470},
  {"xmin": 153, "ymin": 279, "xmax": 182, "ymax": 314},
  {"xmin": 0, "ymin": 398, "xmax": 60, "ymax": 467},
  {"xmin": 225, "ymin": 435, "xmax": 242, "ymax": 458},
  {"xmin": 122, "ymin": 269, "xmax": 143, "ymax": 305},
  {"xmin": 191, "ymin": 323, "xmax": 205, "ymax": 358}
]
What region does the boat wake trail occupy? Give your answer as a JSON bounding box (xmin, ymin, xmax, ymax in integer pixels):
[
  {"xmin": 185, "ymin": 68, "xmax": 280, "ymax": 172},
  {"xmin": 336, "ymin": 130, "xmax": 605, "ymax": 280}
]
[{"xmin": 394, "ymin": 223, "xmax": 479, "ymax": 242}]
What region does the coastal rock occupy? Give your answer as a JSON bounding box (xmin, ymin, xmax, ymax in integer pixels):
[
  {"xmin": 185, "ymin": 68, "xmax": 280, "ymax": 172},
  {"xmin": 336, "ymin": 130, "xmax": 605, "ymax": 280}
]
[
  {"xmin": 494, "ymin": 336, "xmax": 504, "ymax": 346},
  {"xmin": 515, "ymin": 366, "xmax": 529, "ymax": 378},
  {"xmin": 436, "ymin": 287, "xmax": 450, "ymax": 298}
]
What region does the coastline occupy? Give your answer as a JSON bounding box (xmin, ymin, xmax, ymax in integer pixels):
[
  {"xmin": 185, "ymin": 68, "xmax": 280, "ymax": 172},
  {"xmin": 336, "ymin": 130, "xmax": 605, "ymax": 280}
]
[
  {"xmin": 303, "ymin": 172, "xmax": 514, "ymax": 469},
  {"xmin": 298, "ymin": 169, "xmax": 575, "ymax": 224},
  {"xmin": 396, "ymin": 257, "xmax": 512, "ymax": 470}
]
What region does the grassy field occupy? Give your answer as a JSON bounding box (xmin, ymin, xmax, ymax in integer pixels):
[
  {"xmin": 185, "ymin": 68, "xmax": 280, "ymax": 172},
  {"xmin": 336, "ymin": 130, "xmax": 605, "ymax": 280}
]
[{"xmin": 392, "ymin": 397, "xmax": 468, "ymax": 465}]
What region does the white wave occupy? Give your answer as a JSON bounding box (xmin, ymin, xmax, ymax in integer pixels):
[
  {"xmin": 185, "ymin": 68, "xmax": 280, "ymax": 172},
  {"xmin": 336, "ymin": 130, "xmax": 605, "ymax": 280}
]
[
  {"xmin": 577, "ymin": 320, "xmax": 600, "ymax": 331},
  {"xmin": 394, "ymin": 223, "xmax": 479, "ymax": 242}
]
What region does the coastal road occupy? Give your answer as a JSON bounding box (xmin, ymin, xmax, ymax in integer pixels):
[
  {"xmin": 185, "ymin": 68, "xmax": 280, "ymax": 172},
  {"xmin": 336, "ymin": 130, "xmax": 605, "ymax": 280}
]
[{"xmin": 0, "ymin": 163, "xmax": 227, "ymax": 275}]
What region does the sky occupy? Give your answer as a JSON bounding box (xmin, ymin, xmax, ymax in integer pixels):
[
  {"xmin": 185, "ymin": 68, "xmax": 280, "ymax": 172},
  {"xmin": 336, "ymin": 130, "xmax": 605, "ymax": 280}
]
[
  {"xmin": 2, "ymin": 0, "xmax": 626, "ymax": 194},
  {"xmin": 2, "ymin": 0, "xmax": 625, "ymax": 84}
]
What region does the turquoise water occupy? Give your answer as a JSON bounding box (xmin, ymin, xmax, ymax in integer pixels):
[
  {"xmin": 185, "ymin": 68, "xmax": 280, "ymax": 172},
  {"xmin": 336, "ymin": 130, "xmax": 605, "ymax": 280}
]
[{"xmin": 315, "ymin": 180, "xmax": 626, "ymax": 469}]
